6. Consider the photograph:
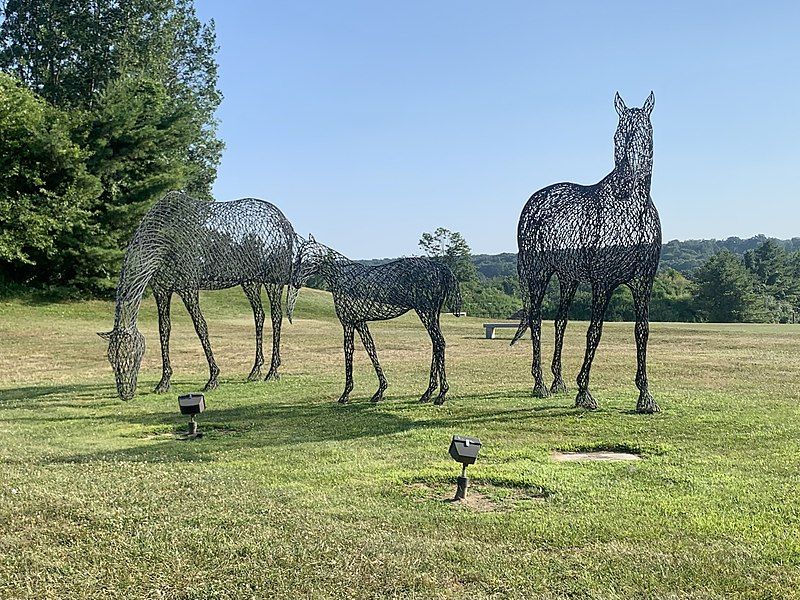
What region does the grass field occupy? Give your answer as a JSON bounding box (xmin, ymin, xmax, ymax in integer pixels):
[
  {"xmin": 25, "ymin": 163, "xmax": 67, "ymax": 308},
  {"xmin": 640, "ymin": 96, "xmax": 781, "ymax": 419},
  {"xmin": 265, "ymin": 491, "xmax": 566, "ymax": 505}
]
[{"xmin": 1, "ymin": 288, "xmax": 799, "ymax": 599}]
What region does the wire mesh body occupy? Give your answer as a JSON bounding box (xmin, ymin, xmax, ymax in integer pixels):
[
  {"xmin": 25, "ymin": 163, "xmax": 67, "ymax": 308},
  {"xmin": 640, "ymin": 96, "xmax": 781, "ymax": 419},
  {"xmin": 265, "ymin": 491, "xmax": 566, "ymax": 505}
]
[
  {"xmin": 288, "ymin": 238, "xmax": 462, "ymax": 404},
  {"xmin": 100, "ymin": 191, "xmax": 296, "ymax": 400},
  {"xmin": 512, "ymin": 93, "xmax": 661, "ymax": 413}
]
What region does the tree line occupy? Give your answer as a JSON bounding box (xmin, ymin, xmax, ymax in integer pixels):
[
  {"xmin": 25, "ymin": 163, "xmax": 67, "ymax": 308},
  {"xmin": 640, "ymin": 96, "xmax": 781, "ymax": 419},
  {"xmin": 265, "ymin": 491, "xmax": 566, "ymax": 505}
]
[
  {"xmin": 0, "ymin": 0, "xmax": 221, "ymax": 295},
  {"xmin": 415, "ymin": 231, "xmax": 800, "ymax": 323},
  {"xmin": 0, "ymin": 3, "xmax": 796, "ymax": 324}
]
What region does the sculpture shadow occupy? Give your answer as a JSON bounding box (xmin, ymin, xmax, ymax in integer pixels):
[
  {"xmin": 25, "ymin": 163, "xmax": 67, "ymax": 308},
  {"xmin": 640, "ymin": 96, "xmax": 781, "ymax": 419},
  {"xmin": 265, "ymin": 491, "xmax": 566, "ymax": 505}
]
[
  {"xmin": 0, "ymin": 383, "xmax": 113, "ymax": 406},
  {"xmin": 45, "ymin": 391, "xmax": 580, "ymax": 465}
]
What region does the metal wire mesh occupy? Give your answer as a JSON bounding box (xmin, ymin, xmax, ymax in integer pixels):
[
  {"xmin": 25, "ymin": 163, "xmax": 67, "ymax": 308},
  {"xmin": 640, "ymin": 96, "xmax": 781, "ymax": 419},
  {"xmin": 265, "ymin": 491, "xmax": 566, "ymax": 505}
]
[
  {"xmin": 512, "ymin": 93, "xmax": 661, "ymax": 413},
  {"xmin": 100, "ymin": 191, "xmax": 296, "ymax": 400},
  {"xmin": 288, "ymin": 237, "xmax": 462, "ymax": 404}
]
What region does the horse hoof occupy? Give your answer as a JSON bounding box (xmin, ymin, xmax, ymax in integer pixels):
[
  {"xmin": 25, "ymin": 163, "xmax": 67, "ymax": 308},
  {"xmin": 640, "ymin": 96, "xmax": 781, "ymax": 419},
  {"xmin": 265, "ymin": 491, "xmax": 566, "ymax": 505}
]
[
  {"xmin": 550, "ymin": 379, "xmax": 568, "ymax": 394},
  {"xmin": 338, "ymin": 395, "xmax": 350, "ymax": 404},
  {"xmin": 264, "ymin": 371, "xmax": 280, "ymax": 381},
  {"xmin": 153, "ymin": 382, "xmax": 171, "ymax": 394},
  {"xmin": 247, "ymin": 368, "xmax": 262, "ymax": 381},
  {"xmin": 533, "ymin": 383, "xmax": 550, "ymax": 398},
  {"xmin": 575, "ymin": 390, "xmax": 597, "ymax": 410},
  {"xmin": 433, "ymin": 396, "xmax": 446, "ymax": 405},
  {"xmin": 203, "ymin": 380, "xmax": 219, "ymax": 392},
  {"xmin": 419, "ymin": 394, "xmax": 432, "ymax": 403},
  {"xmin": 636, "ymin": 391, "xmax": 660, "ymax": 414}
]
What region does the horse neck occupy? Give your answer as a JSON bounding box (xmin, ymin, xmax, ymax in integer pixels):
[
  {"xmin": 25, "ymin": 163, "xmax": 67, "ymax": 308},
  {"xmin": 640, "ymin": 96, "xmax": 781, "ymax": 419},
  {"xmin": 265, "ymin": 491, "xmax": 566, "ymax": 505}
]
[
  {"xmin": 317, "ymin": 248, "xmax": 353, "ymax": 286},
  {"xmin": 608, "ymin": 163, "xmax": 652, "ymax": 200},
  {"xmin": 113, "ymin": 239, "xmax": 163, "ymax": 330}
]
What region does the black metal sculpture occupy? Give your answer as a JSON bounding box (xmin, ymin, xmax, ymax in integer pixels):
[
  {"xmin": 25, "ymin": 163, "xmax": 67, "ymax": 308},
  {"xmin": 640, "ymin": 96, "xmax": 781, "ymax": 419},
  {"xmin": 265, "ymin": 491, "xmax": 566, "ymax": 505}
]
[
  {"xmin": 99, "ymin": 191, "xmax": 296, "ymax": 400},
  {"xmin": 512, "ymin": 92, "xmax": 661, "ymax": 413},
  {"xmin": 287, "ymin": 237, "xmax": 462, "ymax": 404}
]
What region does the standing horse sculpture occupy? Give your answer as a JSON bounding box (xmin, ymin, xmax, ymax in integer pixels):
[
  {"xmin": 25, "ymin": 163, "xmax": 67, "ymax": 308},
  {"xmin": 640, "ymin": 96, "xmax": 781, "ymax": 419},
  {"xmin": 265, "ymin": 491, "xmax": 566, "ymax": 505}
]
[
  {"xmin": 287, "ymin": 237, "xmax": 462, "ymax": 404},
  {"xmin": 512, "ymin": 92, "xmax": 661, "ymax": 413},
  {"xmin": 99, "ymin": 191, "xmax": 296, "ymax": 400}
]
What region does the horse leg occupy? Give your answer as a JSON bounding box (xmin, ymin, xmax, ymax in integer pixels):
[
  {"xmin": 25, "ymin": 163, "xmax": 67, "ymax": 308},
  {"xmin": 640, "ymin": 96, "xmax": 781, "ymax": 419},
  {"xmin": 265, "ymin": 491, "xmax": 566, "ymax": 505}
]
[
  {"xmin": 551, "ymin": 279, "xmax": 578, "ymax": 394},
  {"xmin": 264, "ymin": 284, "xmax": 283, "ymax": 381},
  {"xmin": 528, "ymin": 275, "xmax": 552, "ymax": 398},
  {"xmin": 416, "ymin": 310, "xmax": 439, "ymax": 403},
  {"xmin": 575, "ymin": 286, "xmax": 613, "ymax": 410},
  {"xmin": 242, "ymin": 283, "xmax": 264, "ymax": 381},
  {"xmin": 339, "ymin": 322, "xmax": 355, "ymax": 403},
  {"xmin": 180, "ymin": 290, "xmax": 220, "ymax": 391},
  {"xmin": 430, "ymin": 314, "xmax": 449, "ymax": 405},
  {"xmin": 153, "ymin": 287, "xmax": 173, "ymax": 393},
  {"xmin": 630, "ymin": 278, "xmax": 660, "ymax": 413},
  {"xmin": 355, "ymin": 322, "xmax": 387, "ymax": 402}
]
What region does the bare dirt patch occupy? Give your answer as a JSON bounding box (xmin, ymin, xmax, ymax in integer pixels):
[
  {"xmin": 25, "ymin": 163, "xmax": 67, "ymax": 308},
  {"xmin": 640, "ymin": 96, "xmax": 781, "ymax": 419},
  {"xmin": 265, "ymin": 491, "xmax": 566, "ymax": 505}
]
[{"xmin": 406, "ymin": 480, "xmax": 549, "ymax": 512}]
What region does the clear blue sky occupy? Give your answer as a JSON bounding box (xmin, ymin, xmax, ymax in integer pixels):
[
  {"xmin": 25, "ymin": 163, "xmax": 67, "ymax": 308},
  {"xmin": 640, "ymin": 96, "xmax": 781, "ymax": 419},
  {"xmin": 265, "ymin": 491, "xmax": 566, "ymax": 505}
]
[{"xmin": 195, "ymin": 0, "xmax": 799, "ymax": 259}]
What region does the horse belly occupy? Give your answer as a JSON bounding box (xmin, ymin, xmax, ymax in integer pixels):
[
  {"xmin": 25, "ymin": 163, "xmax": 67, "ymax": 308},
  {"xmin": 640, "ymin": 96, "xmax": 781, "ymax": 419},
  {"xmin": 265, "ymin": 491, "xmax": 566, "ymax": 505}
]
[
  {"xmin": 519, "ymin": 186, "xmax": 598, "ymax": 277},
  {"xmin": 335, "ymin": 296, "xmax": 410, "ymax": 323}
]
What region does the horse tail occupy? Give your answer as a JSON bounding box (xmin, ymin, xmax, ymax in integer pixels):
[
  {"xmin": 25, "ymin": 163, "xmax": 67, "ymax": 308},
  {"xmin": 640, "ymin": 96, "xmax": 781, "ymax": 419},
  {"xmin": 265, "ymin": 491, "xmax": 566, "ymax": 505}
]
[
  {"xmin": 442, "ymin": 266, "xmax": 463, "ymax": 317},
  {"xmin": 509, "ymin": 313, "xmax": 529, "ymax": 346}
]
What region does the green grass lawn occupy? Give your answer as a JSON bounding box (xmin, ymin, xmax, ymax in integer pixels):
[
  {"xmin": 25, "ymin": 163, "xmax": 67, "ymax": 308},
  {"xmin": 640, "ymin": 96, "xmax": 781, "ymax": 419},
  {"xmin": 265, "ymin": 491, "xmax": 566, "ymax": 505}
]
[{"xmin": 1, "ymin": 288, "xmax": 799, "ymax": 598}]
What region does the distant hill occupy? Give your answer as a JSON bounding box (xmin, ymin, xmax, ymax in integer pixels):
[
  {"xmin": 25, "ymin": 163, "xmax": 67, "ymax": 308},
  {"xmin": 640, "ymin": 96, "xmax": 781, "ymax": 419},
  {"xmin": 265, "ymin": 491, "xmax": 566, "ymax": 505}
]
[
  {"xmin": 362, "ymin": 236, "xmax": 800, "ymax": 279},
  {"xmin": 660, "ymin": 235, "xmax": 800, "ymax": 272}
]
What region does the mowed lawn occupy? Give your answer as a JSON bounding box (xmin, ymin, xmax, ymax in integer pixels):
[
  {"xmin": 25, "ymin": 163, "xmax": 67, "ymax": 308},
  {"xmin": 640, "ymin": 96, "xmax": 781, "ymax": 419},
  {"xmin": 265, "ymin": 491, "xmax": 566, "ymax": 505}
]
[{"xmin": 0, "ymin": 288, "xmax": 799, "ymax": 599}]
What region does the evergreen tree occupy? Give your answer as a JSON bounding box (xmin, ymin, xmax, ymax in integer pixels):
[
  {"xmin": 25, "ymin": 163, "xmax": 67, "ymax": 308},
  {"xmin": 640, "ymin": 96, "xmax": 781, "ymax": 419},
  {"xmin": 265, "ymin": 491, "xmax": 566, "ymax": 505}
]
[
  {"xmin": 693, "ymin": 251, "xmax": 764, "ymax": 322},
  {"xmin": 744, "ymin": 240, "xmax": 788, "ymax": 290},
  {"xmin": 0, "ymin": 0, "xmax": 222, "ymax": 293},
  {"xmin": 0, "ymin": 0, "xmax": 222, "ymax": 196},
  {"xmin": 65, "ymin": 76, "xmax": 199, "ymax": 292}
]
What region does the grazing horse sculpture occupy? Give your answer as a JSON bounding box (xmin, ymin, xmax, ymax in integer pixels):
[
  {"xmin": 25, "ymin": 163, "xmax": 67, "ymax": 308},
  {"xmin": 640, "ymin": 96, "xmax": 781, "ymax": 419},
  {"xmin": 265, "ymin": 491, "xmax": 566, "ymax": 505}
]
[
  {"xmin": 99, "ymin": 191, "xmax": 296, "ymax": 400},
  {"xmin": 512, "ymin": 92, "xmax": 661, "ymax": 413},
  {"xmin": 287, "ymin": 237, "xmax": 462, "ymax": 404}
]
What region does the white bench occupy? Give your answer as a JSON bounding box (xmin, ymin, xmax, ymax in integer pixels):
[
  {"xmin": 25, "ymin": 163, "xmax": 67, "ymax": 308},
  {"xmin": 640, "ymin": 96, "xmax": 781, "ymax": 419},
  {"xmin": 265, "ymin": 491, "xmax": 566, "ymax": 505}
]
[{"xmin": 483, "ymin": 322, "xmax": 519, "ymax": 339}]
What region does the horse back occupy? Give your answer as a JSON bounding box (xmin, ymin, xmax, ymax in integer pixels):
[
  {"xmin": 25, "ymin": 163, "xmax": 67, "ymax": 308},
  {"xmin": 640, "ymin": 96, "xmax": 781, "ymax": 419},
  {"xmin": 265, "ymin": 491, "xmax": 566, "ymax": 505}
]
[
  {"xmin": 144, "ymin": 194, "xmax": 295, "ymax": 290},
  {"xmin": 332, "ymin": 258, "xmax": 450, "ymax": 323}
]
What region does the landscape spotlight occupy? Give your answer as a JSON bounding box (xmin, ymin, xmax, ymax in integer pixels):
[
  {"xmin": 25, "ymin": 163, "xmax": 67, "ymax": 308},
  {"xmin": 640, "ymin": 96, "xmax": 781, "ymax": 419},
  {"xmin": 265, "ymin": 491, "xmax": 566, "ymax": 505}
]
[
  {"xmin": 449, "ymin": 435, "xmax": 481, "ymax": 500},
  {"xmin": 178, "ymin": 393, "xmax": 205, "ymax": 439}
]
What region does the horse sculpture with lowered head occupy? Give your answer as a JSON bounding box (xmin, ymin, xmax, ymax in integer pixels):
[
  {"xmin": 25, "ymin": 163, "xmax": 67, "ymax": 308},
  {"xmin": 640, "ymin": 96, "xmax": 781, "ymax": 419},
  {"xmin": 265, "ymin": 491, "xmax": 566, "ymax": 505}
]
[
  {"xmin": 287, "ymin": 237, "xmax": 462, "ymax": 404},
  {"xmin": 99, "ymin": 191, "xmax": 296, "ymax": 400},
  {"xmin": 513, "ymin": 92, "xmax": 661, "ymax": 413}
]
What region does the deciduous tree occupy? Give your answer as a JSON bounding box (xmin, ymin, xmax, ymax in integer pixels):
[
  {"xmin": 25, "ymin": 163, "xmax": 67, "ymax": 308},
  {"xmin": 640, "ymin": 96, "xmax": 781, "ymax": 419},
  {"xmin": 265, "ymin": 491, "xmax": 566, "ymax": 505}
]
[{"xmin": 0, "ymin": 73, "xmax": 100, "ymax": 280}]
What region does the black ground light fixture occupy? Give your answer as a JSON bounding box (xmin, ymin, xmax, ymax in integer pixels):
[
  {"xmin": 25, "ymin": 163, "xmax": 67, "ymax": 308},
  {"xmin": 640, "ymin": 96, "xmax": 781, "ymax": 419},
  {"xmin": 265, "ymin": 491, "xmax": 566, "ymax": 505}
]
[
  {"xmin": 449, "ymin": 435, "xmax": 481, "ymax": 500},
  {"xmin": 178, "ymin": 393, "xmax": 205, "ymax": 438}
]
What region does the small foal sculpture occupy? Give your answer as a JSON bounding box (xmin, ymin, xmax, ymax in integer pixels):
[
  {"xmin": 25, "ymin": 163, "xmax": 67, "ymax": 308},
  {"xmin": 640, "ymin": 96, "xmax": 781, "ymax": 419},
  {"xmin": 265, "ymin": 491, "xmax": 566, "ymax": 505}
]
[
  {"xmin": 99, "ymin": 191, "xmax": 296, "ymax": 400},
  {"xmin": 513, "ymin": 92, "xmax": 661, "ymax": 413},
  {"xmin": 287, "ymin": 237, "xmax": 462, "ymax": 404}
]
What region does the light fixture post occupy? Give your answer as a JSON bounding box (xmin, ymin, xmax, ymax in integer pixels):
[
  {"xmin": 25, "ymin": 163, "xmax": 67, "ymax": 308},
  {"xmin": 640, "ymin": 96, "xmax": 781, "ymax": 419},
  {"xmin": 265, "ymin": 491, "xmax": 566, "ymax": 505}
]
[
  {"xmin": 178, "ymin": 393, "xmax": 205, "ymax": 439},
  {"xmin": 449, "ymin": 435, "xmax": 481, "ymax": 501}
]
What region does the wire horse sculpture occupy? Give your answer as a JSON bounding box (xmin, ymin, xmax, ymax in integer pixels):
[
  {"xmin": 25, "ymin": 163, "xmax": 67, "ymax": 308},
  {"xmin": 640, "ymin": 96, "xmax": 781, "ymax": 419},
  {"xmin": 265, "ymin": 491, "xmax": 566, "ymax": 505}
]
[
  {"xmin": 287, "ymin": 237, "xmax": 462, "ymax": 404},
  {"xmin": 512, "ymin": 92, "xmax": 661, "ymax": 413},
  {"xmin": 99, "ymin": 191, "xmax": 296, "ymax": 400}
]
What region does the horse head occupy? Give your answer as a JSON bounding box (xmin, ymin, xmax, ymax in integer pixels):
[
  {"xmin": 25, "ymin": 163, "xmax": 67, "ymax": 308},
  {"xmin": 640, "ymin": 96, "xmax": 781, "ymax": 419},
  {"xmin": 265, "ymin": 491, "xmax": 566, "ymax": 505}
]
[
  {"xmin": 287, "ymin": 234, "xmax": 331, "ymax": 322},
  {"xmin": 613, "ymin": 92, "xmax": 655, "ymax": 185},
  {"xmin": 97, "ymin": 327, "xmax": 145, "ymax": 401}
]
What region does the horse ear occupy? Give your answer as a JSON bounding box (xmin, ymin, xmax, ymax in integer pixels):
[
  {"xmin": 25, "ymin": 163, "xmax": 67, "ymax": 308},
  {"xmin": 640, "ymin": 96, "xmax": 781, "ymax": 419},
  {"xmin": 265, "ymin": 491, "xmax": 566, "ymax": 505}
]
[
  {"xmin": 643, "ymin": 91, "xmax": 655, "ymax": 116},
  {"xmin": 308, "ymin": 233, "xmax": 315, "ymax": 242},
  {"xmin": 97, "ymin": 331, "xmax": 112, "ymax": 341},
  {"xmin": 614, "ymin": 92, "xmax": 627, "ymax": 117}
]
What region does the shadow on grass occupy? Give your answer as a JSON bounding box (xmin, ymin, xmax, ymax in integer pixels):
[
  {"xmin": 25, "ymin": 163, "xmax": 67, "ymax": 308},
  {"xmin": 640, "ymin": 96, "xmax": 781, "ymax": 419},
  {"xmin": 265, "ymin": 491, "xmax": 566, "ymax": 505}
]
[
  {"xmin": 0, "ymin": 383, "xmax": 112, "ymax": 405},
  {"xmin": 43, "ymin": 390, "xmax": 583, "ymax": 465}
]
